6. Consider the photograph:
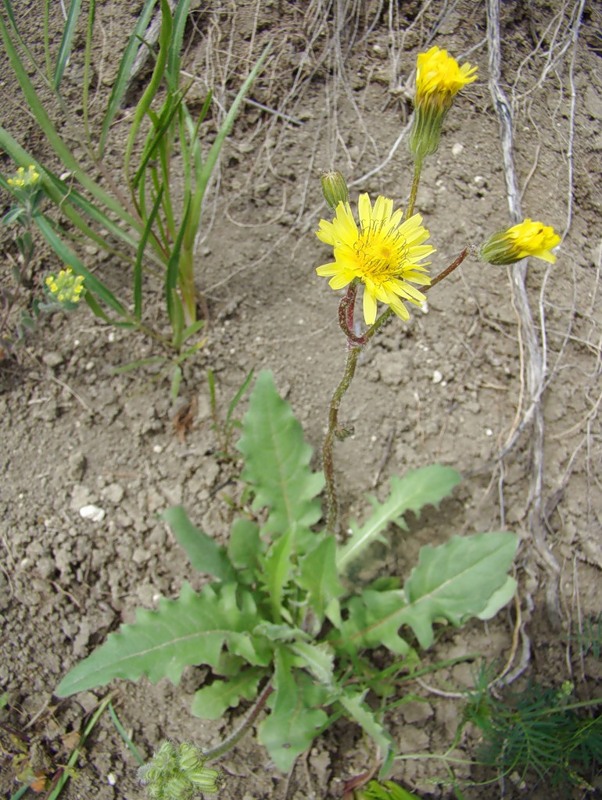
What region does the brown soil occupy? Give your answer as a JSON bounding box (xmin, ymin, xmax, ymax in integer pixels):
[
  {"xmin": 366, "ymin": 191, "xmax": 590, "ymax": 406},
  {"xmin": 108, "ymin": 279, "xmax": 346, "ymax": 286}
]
[{"xmin": 1, "ymin": 1, "xmax": 601, "ymax": 799}]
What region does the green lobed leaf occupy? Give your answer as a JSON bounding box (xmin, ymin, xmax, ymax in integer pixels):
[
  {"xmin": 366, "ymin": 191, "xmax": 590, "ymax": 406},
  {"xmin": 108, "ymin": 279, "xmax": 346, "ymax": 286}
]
[
  {"xmin": 399, "ymin": 532, "xmax": 519, "ymax": 648},
  {"xmin": 56, "ymin": 582, "xmax": 267, "ymax": 696},
  {"xmin": 477, "ymin": 575, "xmax": 517, "ymax": 620},
  {"xmin": 237, "ymin": 371, "xmax": 324, "ymax": 547},
  {"xmin": 337, "ymin": 689, "xmax": 394, "ymax": 772},
  {"xmin": 258, "ymin": 649, "xmax": 328, "ymax": 772},
  {"xmin": 288, "ymin": 641, "xmax": 335, "ymax": 687},
  {"xmin": 261, "ymin": 531, "xmax": 293, "ymax": 622},
  {"xmin": 227, "ymin": 518, "xmax": 262, "ymax": 574},
  {"xmin": 163, "ymin": 506, "xmax": 235, "ymax": 582},
  {"xmin": 335, "ymin": 589, "xmax": 411, "ymax": 657},
  {"xmin": 298, "ymin": 535, "xmax": 346, "ymax": 622},
  {"xmin": 191, "ymin": 668, "xmax": 265, "ymax": 720},
  {"xmin": 337, "ymin": 466, "xmax": 462, "ymax": 572}
]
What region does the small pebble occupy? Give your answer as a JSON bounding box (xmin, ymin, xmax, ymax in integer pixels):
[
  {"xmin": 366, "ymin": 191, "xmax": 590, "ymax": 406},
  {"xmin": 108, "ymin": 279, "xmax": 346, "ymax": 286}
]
[{"xmin": 79, "ymin": 504, "xmax": 106, "ymax": 522}]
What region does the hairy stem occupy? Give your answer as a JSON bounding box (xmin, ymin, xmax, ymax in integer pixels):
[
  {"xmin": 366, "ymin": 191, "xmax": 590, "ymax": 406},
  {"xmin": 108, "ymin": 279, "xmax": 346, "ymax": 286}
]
[
  {"xmin": 406, "ymin": 159, "xmax": 423, "ymax": 219},
  {"xmin": 203, "ymin": 682, "xmax": 274, "ymax": 761},
  {"xmin": 323, "ymin": 344, "xmax": 362, "ymax": 532}
]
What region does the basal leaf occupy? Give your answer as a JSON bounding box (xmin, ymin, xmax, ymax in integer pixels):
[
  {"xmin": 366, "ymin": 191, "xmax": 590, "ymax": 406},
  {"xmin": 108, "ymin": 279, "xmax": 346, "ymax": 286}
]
[
  {"xmin": 335, "ymin": 590, "xmax": 411, "ymax": 657},
  {"xmin": 338, "ymin": 466, "xmax": 461, "ymax": 572},
  {"xmin": 163, "ymin": 506, "xmax": 235, "ymax": 581},
  {"xmin": 228, "ymin": 518, "xmax": 262, "ymax": 577},
  {"xmin": 338, "ymin": 689, "xmax": 394, "ymax": 771},
  {"xmin": 477, "ymin": 575, "xmax": 517, "ymax": 620},
  {"xmin": 237, "ymin": 371, "xmax": 324, "ymax": 548},
  {"xmin": 191, "ymin": 668, "xmax": 265, "ymax": 720},
  {"xmin": 288, "ymin": 641, "xmax": 335, "ymax": 686},
  {"xmin": 258, "ymin": 649, "xmax": 328, "ymax": 772},
  {"xmin": 399, "ymin": 532, "xmax": 519, "ymax": 648},
  {"xmin": 262, "ymin": 530, "xmax": 293, "ymax": 622},
  {"xmin": 298, "ymin": 535, "xmax": 345, "ymax": 621},
  {"xmin": 56, "ymin": 583, "xmax": 265, "ymax": 696}
]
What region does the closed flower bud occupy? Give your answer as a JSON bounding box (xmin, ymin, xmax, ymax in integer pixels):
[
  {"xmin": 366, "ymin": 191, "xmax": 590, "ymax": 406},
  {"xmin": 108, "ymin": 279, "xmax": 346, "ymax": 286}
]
[
  {"xmin": 320, "ymin": 170, "xmax": 349, "ymax": 210},
  {"xmin": 480, "ymin": 219, "xmax": 560, "ymax": 265}
]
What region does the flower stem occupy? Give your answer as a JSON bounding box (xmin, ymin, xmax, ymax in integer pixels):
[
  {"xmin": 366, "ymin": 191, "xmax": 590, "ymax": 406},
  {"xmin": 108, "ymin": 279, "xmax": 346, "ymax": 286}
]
[
  {"xmin": 405, "ymin": 159, "xmax": 423, "ymax": 219},
  {"xmin": 428, "ymin": 248, "xmax": 469, "ymax": 289},
  {"xmin": 323, "ymin": 344, "xmax": 362, "ymax": 532},
  {"xmin": 202, "ymin": 682, "xmax": 274, "ymax": 761}
]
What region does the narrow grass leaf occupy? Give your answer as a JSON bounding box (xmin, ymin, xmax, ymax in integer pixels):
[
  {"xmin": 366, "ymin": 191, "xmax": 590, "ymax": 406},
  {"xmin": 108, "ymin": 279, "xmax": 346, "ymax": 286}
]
[
  {"xmin": 53, "ymin": 0, "xmax": 83, "ymax": 89},
  {"xmin": 99, "ymin": 0, "xmax": 158, "ymax": 155}
]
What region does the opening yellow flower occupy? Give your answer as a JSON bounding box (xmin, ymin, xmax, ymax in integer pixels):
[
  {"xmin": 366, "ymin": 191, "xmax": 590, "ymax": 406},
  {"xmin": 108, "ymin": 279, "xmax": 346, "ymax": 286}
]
[
  {"xmin": 409, "ymin": 46, "xmax": 477, "ymax": 162},
  {"xmin": 316, "ymin": 194, "xmax": 434, "ymax": 325},
  {"xmin": 416, "ymin": 46, "xmax": 478, "ymax": 110},
  {"xmin": 481, "ymin": 219, "xmax": 561, "ymax": 265}
]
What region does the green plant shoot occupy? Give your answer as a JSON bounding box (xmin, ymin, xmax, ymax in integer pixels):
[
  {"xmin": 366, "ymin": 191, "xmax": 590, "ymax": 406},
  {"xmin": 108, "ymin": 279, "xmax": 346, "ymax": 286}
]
[{"xmin": 56, "ymin": 371, "xmax": 518, "ymax": 777}]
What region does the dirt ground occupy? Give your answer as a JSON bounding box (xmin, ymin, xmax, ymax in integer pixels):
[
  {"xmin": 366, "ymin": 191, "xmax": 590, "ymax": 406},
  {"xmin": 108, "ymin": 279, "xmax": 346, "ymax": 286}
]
[{"xmin": 1, "ymin": 1, "xmax": 601, "ymax": 798}]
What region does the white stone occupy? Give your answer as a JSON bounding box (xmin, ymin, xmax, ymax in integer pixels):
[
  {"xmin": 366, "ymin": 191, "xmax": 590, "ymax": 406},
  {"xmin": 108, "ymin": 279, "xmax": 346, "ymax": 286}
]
[{"xmin": 79, "ymin": 504, "xmax": 106, "ymax": 522}]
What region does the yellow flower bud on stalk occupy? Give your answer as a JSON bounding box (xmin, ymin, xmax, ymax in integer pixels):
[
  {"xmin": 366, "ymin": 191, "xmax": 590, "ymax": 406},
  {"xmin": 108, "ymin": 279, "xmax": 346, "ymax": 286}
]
[
  {"xmin": 480, "ymin": 219, "xmax": 560, "ymax": 265},
  {"xmin": 320, "ymin": 170, "xmax": 349, "ymax": 210},
  {"xmin": 408, "ymin": 46, "xmax": 477, "ymax": 162}
]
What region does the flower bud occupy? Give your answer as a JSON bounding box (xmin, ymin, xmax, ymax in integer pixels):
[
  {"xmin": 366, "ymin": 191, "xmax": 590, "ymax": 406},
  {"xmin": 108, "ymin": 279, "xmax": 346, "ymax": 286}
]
[
  {"xmin": 320, "ymin": 170, "xmax": 349, "ymax": 210},
  {"xmin": 480, "ymin": 219, "xmax": 560, "ymax": 265},
  {"xmin": 408, "ymin": 46, "xmax": 477, "ymax": 162}
]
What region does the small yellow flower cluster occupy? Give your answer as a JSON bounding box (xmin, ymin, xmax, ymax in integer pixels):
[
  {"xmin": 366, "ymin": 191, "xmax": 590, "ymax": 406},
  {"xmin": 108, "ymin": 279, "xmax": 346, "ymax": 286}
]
[
  {"xmin": 481, "ymin": 219, "xmax": 561, "ymax": 265},
  {"xmin": 7, "ymin": 164, "xmax": 40, "ymax": 189},
  {"xmin": 45, "ymin": 267, "xmax": 85, "ymax": 304}
]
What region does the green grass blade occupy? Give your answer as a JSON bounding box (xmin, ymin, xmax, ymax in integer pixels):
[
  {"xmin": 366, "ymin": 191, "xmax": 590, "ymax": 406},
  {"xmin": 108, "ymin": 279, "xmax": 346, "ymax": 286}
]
[
  {"xmin": 226, "ymin": 368, "xmax": 255, "ymax": 429},
  {"xmin": 81, "ymin": 0, "xmax": 96, "ymax": 141},
  {"xmin": 187, "ymin": 45, "xmax": 270, "ymax": 241},
  {"xmin": 135, "ymin": 185, "xmax": 164, "ymax": 320},
  {"xmin": 99, "ymin": 0, "xmax": 157, "ymax": 155},
  {"xmin": 53, "ymin": 0, "xmax": 83, "ymax": 89},
  {"xmin": 166, "ymin": 0, "xmax": 191, "ymax": 90},
  {"xmin": 124, "ymin": 0, "xmax": 172, "ymax": 184},
  {"xmin": 108, "ymin": 702, "xmax": 145, "ymax": 766},
  {"xmin": 3, "ymin": 0, "xmax": 44, "ymax": 77},
  {"xmin": 0, "ymin": 17, "xmax": 139, "ymax": 228}
]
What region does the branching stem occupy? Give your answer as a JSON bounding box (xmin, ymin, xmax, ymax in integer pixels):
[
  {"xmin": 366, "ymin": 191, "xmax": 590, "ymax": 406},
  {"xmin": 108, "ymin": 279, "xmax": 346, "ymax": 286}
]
[{"xmin": 322, "ymin": 246, "xmax": 469, "ymax": 533}]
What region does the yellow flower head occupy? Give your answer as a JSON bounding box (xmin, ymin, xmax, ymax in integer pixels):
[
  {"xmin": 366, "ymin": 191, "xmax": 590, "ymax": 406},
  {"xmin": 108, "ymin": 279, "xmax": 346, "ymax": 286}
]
[
  {"xmin": 7, "ymin": 164, "xmax": 40, "ymax": 189},
  {"xmin": 481, "ymin": 219, "xmax": 561, "ymax": 265},
  {"xmin": 415, "ymin": 46, "xmax": 478, "ymax": 110},
  {"xmin": 45, "ymin": 267, "xmax": 85, "ymax": 304},
  {"xmin": 316, "ymin": 194, "xmax": 434, "ymax": 325},
  {"xmin": 409, "ymin": 47, "xmax": 477, "ymax": 162}
]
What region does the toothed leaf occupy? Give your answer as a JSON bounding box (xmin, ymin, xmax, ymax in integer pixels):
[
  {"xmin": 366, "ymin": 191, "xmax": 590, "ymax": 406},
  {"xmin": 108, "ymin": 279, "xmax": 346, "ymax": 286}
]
[
  {"xmin": 237, "ymin": 371, "xmax": 324, "ymax": 550},
  {"xmin": 56, "ymin": 582, "xmax": 269, "ymax": 696},
  {"xmin": 399, "ymin": 532, "xmax": 519, "ymax": 648},
  {"xmin": 338, "ymin": 466, "xmax": 461, "ymax": 571},
  {"xmin": 258, "ymin": 649, "xmax": 328, "ymax": 771},
  {"xmin": 191, "ymin": 668, "xmax": 266, "ymax": 719},
  {"xmin": 298, "ymin": 535, "xmax": 345, "ymax": 621}
]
